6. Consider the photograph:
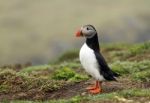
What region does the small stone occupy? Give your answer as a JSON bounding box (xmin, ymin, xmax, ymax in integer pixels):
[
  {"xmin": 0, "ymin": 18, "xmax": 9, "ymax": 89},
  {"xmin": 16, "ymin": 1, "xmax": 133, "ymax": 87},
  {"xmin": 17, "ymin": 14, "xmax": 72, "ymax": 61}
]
[
  {"xmin": 81, "ymin": 92, "xmax": 87, "ymax": 96},
  {"xmin": 17, "ymin": 92, "xmax": 27, "ymax": 97}
]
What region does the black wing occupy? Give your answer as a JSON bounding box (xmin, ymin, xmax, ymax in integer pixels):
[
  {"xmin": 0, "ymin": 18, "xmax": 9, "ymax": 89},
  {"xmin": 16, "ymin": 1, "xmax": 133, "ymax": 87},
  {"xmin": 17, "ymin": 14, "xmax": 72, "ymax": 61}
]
[{"xmin": 94, "ymin": 51, "xmax": 118, "ymax": 81}]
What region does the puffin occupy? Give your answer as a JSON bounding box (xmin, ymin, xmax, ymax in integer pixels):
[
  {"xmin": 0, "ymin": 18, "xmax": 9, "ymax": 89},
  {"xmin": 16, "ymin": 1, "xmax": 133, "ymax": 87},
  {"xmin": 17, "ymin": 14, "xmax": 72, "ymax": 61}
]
[{"xmin": 76, "ymin": 24, "xmax": 118, "ymax": 94}]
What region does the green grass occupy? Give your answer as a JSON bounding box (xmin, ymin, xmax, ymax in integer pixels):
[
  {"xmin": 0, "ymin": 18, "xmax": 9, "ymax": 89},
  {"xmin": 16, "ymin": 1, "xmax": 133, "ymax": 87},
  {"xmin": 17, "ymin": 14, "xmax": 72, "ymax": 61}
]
[
  {"xmin": 102, "ymin": 41, "xmax": 150, "ymax": 62},
  {"xmin": 129, "ymin": 41, "xmax": 150, "ymax": 56},
  {"xmin": 118, "ymin": 88, "xmax": 150, "ymax": 98},
  {"xmin": 111, "ymin": 60, "xmax": 150, "ymax": 74},
  {"xmin": 52, "ymin": 67, "xmax": 89, "ymax": 82},
  {"xmin": 53, "ymin": 61, "xmax": 80, "ymax": 69},
  {"xmin": 19, "ymin": 65, "xmax": 51, "ymax": 74},
  {"xmin": 0, "ymin": 68, "xmax": 66, "ymax": 93},
  {"xmin": 7, "ymin": 88, "xmax": 150, "ymax": 103},
  {"xmin": 54, "ymin": 50, "xmax": 79, "ymax": 63},
  {"xmin": 102, "ymin": 43, "xmax": 130, "ymax": 51},
  {"xmin": 132, "ymin": 69, "xmax": 150, "ymax": 82},
  {"xmin": 0, "ymin": 84, "xmax": 10, "ymax": 93},
  {"xmin": 82, "ymin": 88, "xmax": 150, "ymax": 102},
  {"xmin": 111, "ymin": 60, "xmax": 150, "ymax": 82},
  {"xmin": 52, "ymin": 67, "xmax": 76, "ymax": 80},
  {"xmin": 0, "ymin": 63, "xmax": 87, "ymax": 94},
  {"xmin": 16, "ymin": 65, "xmax": 52, "ymax": 78},
  {"xmin": 68, "ymin": 74, "xmax": 89, "ymax": 83},
  {"xmin": 0, "ymin": 68, "xmax": 16, "ymax": 77},
  {"xmin": 1, "ymin": 42, "xmax": 150, "ymax": 102}
]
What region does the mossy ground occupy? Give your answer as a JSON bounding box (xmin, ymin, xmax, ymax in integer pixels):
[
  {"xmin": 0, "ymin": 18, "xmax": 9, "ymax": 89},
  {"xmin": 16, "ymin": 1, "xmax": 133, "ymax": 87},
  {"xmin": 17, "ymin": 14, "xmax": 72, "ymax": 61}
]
[{"xmin": 0, "ymin": 41, "xmax": 150, "ymax": 103}]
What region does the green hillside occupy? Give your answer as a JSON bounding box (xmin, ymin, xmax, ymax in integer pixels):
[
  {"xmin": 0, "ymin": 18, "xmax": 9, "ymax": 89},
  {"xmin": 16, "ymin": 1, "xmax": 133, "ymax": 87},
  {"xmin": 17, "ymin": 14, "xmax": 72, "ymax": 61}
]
[{"xmin": 0, "ymin": 41, "xmax": 150, "ymax": 103}]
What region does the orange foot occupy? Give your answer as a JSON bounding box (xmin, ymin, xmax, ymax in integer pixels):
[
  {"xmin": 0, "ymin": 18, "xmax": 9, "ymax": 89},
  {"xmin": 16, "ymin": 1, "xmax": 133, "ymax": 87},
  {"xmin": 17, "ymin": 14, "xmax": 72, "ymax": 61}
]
[
  {"xmin": 89, "ymin": 88, "xmax": 102, "ymax": 94},
  {"xmin": 88, "ymin": 81, "xmax": 102, "ymax": 94}
]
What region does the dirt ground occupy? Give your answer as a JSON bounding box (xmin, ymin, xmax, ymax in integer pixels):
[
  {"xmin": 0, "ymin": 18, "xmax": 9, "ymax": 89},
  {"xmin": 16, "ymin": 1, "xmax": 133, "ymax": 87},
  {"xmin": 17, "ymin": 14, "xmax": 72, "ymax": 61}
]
[{"xmin": 0, "ymin": 77, "xmax": 149, "ymax": 101}]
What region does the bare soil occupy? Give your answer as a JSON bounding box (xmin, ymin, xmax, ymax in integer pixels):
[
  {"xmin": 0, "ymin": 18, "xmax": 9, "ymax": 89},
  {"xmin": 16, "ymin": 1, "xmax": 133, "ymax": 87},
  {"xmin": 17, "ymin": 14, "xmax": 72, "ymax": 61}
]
[{"xmin": 0, "ymin": 77, "xmax": 149, "ymax": 101}]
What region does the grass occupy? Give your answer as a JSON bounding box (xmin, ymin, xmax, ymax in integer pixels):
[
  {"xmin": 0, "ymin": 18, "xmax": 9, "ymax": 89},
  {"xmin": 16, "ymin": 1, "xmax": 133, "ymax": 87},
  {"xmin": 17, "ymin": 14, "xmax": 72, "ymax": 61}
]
[
  {"xmin": 19, "ymin": 65, "xmax": 51, "ymax": 74},
  {"xmin": 0, "ymin": 42, "xmax": 150, "ymax": 102},
  {"xmin": 17, "ymin": 64, "xmax": 52, "ymax": 78},
  {"xmin": 0, "ymin": 69, "xmax": 66, "ymax": 94},
  {"xmin": 111, "ymin": 60, "xmax": 150, "ymax": 82},
  {"xmin": 118, "ymin": 88, "xmax": 150, "ymax": 98},
  {"xmin": 129, "ymin": 41, "xmax": 150, "ymax": 56},
  {"xmin": 6, "ymin": 88, "xmax": 150, "ymax": 103},
  {"xmin": 52, "ymin": 67, "xmax": 89, "ymax": 82},
  {"xmin": 53, "ymin": 50, "xmax": 79, "ymax": 63},
  {"xmin": 52, "ymin": 61, "xmax": 81, "ymax": 69},
  {"xmin": 132, "ymin": 69, "xmax": 150, "ymax": 82},
  {"xmin": 102, "ymin": 41, "xmax": 150, "ymax": 62},
  {"xmin": 0, "ymin": 62, "xmax": 87, "ymax": 95},
  {"xmin": 111, "ymin": 60, "xmax": 150, "ymax": 74},
  {"xmin": 52, "ymin": 67, "xmax": 76, "ymax": 80}
]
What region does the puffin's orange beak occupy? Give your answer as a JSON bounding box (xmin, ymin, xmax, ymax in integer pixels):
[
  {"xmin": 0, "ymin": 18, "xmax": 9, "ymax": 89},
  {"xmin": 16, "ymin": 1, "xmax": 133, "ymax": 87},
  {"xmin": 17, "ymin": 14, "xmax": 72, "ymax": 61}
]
[{"xmin": 76, "ymin": 30, "xmax": 83, "ymax": 37}]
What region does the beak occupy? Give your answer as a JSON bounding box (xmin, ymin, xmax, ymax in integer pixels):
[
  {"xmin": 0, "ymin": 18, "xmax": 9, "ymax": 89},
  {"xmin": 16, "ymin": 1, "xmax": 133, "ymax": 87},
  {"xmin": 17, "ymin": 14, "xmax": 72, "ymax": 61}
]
[{"xmin": 76, "ymin": 29, "xmax": 83, "ymax": 37}]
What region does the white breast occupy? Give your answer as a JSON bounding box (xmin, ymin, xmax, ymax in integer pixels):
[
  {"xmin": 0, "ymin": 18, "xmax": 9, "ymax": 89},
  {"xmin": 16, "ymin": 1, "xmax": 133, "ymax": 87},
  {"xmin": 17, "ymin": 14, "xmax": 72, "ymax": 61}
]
[{"xmin": 79, "ymin": 43, "xmax": 104, "ymax": 81}]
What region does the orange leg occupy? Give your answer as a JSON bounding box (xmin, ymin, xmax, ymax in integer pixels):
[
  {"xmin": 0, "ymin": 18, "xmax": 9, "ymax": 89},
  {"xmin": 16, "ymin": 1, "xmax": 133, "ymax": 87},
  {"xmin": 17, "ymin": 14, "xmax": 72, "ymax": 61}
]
[{"xmin": 89, "ymin": 81, "xmax": 102, "ymax": 94}]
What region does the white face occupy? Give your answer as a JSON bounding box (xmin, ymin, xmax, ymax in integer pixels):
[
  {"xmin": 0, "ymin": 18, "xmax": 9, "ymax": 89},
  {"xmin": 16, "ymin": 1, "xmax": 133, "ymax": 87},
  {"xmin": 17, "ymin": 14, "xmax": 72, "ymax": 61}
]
[{"xmin": 81, "ymin": 25, "xmax": 97, "ymax": 38}]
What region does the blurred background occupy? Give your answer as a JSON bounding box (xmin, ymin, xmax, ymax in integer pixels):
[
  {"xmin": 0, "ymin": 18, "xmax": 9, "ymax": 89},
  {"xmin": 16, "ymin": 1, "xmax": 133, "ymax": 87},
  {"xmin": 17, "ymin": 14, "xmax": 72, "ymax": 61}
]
[{"xmin": 0, "ymin": 0, "xmax": 150, "ymax": 65}]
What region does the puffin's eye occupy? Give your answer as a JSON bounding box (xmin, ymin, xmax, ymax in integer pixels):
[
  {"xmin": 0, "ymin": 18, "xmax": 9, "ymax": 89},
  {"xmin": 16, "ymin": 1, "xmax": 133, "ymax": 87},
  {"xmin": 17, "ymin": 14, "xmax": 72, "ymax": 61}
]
[{"xmin": 86, "ymin": 27, "xmax": 89, "ymax": 30}]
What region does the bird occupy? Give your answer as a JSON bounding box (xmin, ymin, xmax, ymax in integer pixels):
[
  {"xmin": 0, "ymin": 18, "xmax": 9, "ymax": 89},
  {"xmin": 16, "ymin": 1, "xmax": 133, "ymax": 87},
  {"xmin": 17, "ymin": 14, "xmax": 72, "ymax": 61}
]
[{"xmin": 75, "ymin": 24, "xmax": 119, "ymax": 94}]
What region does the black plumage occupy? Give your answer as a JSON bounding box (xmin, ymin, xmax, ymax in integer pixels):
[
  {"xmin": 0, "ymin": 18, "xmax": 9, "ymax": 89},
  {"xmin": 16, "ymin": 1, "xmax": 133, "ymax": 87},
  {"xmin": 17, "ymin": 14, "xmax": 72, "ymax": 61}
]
[{"xmin": 85, "ymin": 27, "xmax": 118, "ymax": 81}]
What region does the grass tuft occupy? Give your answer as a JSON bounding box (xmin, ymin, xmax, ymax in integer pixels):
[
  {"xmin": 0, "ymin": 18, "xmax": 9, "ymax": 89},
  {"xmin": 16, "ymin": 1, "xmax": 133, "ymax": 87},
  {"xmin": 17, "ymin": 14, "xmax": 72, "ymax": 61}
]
[
  {"xmin": 111, "ymin": 60, "xmax": 150, "ymax": 74},
  {"xmin": 68, "ymin": 74, "xmax": 89, "ymax": 83},
  {"xmin": 129, "ymin": 41, "xmax": 150, "ymax": 56},
  {"xmin": 132, "ymin": 69, "xmax": 150, "ymax": 82},
  {"xmin": 52, "ymin": 67, "xmax": 89, "ymax": 82},
  {"xmin": 118, "ymin": 88, "xmax": 150, "ymax": 97},
  {"xmin": 19, "ymin": 65, "xmax": 51, "ymax": 74},
  {"xmin": 52, "ymin": 67, "xmax": 76, "ymax": 80}
]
